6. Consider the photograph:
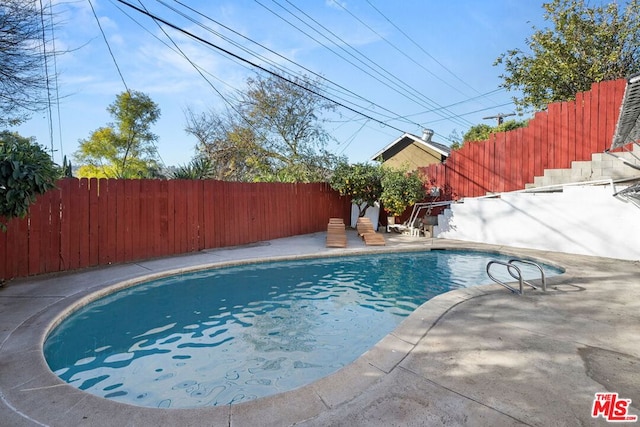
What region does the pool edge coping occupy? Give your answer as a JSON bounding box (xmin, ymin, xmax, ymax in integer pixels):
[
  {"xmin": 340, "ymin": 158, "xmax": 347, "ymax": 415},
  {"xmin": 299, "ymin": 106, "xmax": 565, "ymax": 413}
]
[{"xmin": 0, "ymin": 239, "xmax": 578, "ymax": 426}]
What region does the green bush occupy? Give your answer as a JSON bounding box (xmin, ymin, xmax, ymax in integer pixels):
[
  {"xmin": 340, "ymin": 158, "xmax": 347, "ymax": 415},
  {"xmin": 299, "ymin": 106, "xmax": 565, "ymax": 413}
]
[
  {"xmin": 0, "ymin": 131, "xmax": 59, "ymax": 230},
  {"xmin": 380, "ymin": 169, "xmax": 426, "ymax": 217},
  {"xmin": 329, "ymin": 162, "xmax": 384, "ymax": 217}
]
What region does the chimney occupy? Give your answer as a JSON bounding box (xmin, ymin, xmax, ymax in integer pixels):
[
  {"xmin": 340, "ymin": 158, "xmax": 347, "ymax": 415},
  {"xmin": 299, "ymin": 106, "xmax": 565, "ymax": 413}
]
[{"xmin": 421, "ymin": 129, "xmax": 434, "ymax": 142}]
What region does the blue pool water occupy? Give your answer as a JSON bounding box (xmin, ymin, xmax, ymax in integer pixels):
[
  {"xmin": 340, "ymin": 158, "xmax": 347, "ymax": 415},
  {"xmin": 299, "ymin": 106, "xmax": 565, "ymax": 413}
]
[{"xmin": 44, "ymin": 250, "xmax": 561, "ymax": 409}]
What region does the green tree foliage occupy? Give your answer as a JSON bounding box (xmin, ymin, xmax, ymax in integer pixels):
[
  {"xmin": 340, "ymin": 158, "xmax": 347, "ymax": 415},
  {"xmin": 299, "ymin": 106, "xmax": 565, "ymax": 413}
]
[
  {"xmin": 329, "ymin": 162, "xmax": 383, "ymax": 217},
  {"xmin": 380, "ymin": 168, "xmax": 426, "ymax": 217},
  {"xmin": 0, "ymin": 0, "xmax": 54, "ymax": 126},
  {"xmin": 0, "ymin": 131, "xmax": 59, "ymax": 229},
  {"xmin": 185, "ymin": 108, "xmax": 269, "ymax": 181},
  {"xmin": 463, "ymin": 124, "xmax": 494, "ymax": 143},
  {"xmin": 461, "ymin": 120, "xmax": 529, "ymax": 144},
  {"xmin": 185, "ymin": 73, "xmax": 345, "ymax": 182},
  {"xmin": 75, "ymin": 91, "xmax": 161, "ymax": 178},
  {"xmin": 495, "ymin": 0, "xmax": 640, "ymax": 112},
  {"xmin": 61, "ymin": 155, "xmax": 73, "ymax": 178},
  {"xmin": 171, "ymin": 157, "xmax": 215, "ymax": 180}
]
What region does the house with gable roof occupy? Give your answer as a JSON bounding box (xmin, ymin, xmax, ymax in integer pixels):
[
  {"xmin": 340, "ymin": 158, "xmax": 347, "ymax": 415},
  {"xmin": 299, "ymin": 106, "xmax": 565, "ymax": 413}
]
[{"xmin": 370, "ymin": 129, "xmax": 450, "ymax": 171}]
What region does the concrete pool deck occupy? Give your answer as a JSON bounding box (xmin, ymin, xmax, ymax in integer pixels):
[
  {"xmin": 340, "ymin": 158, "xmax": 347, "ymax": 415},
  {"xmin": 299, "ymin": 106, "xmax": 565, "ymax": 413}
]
[{"xmin": 1, "ymin": 232, "xmax": 639, "ymax": 426}]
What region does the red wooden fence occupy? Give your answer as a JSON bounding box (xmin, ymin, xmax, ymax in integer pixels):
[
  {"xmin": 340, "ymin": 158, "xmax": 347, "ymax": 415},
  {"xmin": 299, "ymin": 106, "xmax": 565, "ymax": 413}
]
[
  {"xmin": 0, "ymin": 179, "xmax": 350, "ymax": 281},
  {"xmin": 421, "ymin": 79, "xmax": 628, "ymax": 199}
]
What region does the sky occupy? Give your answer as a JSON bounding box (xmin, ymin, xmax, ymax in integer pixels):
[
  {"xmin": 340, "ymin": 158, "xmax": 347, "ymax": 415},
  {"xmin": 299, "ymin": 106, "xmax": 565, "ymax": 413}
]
[{"xmin": 15, "ymin": 0, "xmax": 552, "ymax": 168}]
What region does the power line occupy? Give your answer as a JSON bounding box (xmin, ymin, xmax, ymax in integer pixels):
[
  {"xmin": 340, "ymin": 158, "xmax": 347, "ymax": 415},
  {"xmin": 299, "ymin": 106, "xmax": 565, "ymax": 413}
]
[
  {"xmin": 166, "ymin": 0, "xmax": 421, "ymax": 128},
  {"xmin": 363, "ymin": 0, "xmax": 484, "ymax": 99},
  {"xmin": 115, "ymin": 0, "xmax": 409, "ymax": 134},
  {"xmin": 278, "ymin": 0, "xmax": 441, "ymax": 111},
  {"xmin": 38, "ymin": 0, "xmax": 54, "ymax": 157},
  {"xmin": 88, "ymin": 0, "xmax": 129, "ymax": 92},
  {"xmin": 47, "ymin": 0, "xmax": 64, "ymax": 161},
  {"xmin": 404, "ymin": 88, "xmax": 507, "ymax": 119},
  {"xmin": 160, "ymin": 1, "xmax": 493, "ymax": 135},
  {"xmin": 429, "ymin": 101, "xmax": 515, "ymax": 124},
  {"xmin": 260, "ymin": 0, "xmax": 473, "ymax": 129},
  {"xmin": 128, "ymin": 0, "xmax": 275, "ymax": 157},
  {"xmin": 159, "ymin": 0, "xmax": 415, "ymax": 127}
]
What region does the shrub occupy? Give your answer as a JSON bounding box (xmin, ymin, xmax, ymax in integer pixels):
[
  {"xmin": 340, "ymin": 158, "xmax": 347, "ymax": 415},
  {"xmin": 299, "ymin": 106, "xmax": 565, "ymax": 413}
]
[
  {"xmin": 380, "ymin": 169, "xmax": 426, "ymax": 217},
  {"xmin": 0, "ymin": 131, "xmax": 59, "ymax": 230}
]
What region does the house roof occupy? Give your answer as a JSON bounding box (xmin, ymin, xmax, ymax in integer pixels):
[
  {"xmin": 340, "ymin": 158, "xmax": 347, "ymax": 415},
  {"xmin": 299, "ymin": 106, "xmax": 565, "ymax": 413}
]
[
  {"xmin": 611, "ymin": 72, "xmax": 640, "ymax": 150},
  {"xmin": 370, "ymin": 132, "xmax": 451, "ymax": 162}
]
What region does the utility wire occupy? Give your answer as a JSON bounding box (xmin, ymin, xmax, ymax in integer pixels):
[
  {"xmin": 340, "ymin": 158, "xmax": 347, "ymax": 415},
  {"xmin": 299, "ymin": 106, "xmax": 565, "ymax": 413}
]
[
  {"xmin": 48, "ymin": 0, "xmax": 64, "ymax": 161},
  {"xmin": 88, "ymin": 0, "xmax": 168, "ymax": 169},
  {"xmin": 164, "ymin": 0, "xmax": 426, "ymax": 126},
  {"xmin": 115, "ymin": 0, "xmax": 409, "ymax": 134},
  {"xmin": 129, "ymin": 0, "xmax": 271, "ymax": 155},
  {"xmin": 159, "ymin": 0, "xmax": 407, "ymax": 125},
  {"xmin": 264, "ymin": 0, "xmax": 480, "ymax": 130},
  {"xmin": 39, "ymin": 0, "xmax": 55, "ymax": 157},
  {"xmin": 403, "ymin": 88, "xmax": 506, "ymax": 119},
  {"xmin": 259, "ymin": 0, "xmax": 471, "ymax": 128},
  {"xmin": 278, "ymin": 0, "xmax": 444, "ymax": 113},
  {"xmin": 88, "ymin": 0, "xmax": 129, "ymax": 92},
  {"xmin": 167, "ymin": 0, "xmax": 421, "ymax": 128},
  {"xmin": 363, "ymin": 0, "xmax": 484, "ymax": 99},
  {"xmin": 428, "ymin": 101, "xmax": 515, "ymax": 124},
  {"xmin": 327, "ymin": 0, "xmax": 479, "ymax": 124}
]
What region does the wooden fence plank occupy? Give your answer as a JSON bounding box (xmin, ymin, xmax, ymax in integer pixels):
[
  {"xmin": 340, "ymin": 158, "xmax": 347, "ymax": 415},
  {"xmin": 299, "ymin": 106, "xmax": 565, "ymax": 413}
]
[
  {"xmin": 567, "ymin": 99, "xmax": 577, "ymax": 166},
  {"xmin": 114, "ymin": 180, "xmax": 126, "ymax": 264},
  {"xmin": 122, "ymin": 179, "xmax": 132, "ymax": 262},
  {"xmin": 0, "ymin": 216, "xmax": 7, "ymax": 280},
  {"xmin": 186, "ymin": 180, "xmax": 197, "ymax": 252},
  {"xmin": 175, "ymin": 180, "xmax": 187, "ymax": 253},
  {"xmin": 97, "ymin": 179, "xmax": 107, "ymax": 266},
  {"xmin": 59, "ymin": 179, "xmax": 72, "ymax": 271},
  {"xmin": 27, "ymin": 195, "xmax": 43, "ymax": 275},
  {"xmin": 560, "ymin": 101, "xmax": 570, "ymax": 168},
  {"xmin": 167, "ymin": 179, "xmax": 176, "ymax": 254},
  {"xmin": 12, "ymin": 217, "xmax": 29, "ymax": 277},
  {"xmin": 78, "ymin": 179, "xmax": 90, "ymax": 268},
  {"xmin": 88, "ymin": 178, "xmax": 99, "ymax": 267},
  {"xmin": 157, "ymin": 180, "xmax": 169, "ymax": 257},
  {"xmin": 590, "ymin": 82, "xmax": 601, "ymax": 155}
]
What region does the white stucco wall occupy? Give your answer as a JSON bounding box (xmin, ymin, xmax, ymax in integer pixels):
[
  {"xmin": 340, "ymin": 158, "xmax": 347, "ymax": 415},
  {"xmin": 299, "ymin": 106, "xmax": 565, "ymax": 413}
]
[
  {"xmin": 435, "ymin": 185, "xmax": 640, "ymax": 260},
  {"xmin": 350, "ymin": 203, "xmax": 380, "ymax": 230}
]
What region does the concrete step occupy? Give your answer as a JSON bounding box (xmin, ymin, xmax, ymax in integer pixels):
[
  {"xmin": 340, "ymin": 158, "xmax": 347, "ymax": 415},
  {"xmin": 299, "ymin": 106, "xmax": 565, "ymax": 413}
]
[{"xmin": 527, "ymin": 144, "xmax": 640, "ymax": 188}]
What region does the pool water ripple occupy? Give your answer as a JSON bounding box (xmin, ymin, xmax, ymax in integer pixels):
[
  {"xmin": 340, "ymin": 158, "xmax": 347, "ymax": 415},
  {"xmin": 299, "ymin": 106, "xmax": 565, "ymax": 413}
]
[{"xmin": 44, "ymin": 250, "xmax": 561, "ymax": 409}]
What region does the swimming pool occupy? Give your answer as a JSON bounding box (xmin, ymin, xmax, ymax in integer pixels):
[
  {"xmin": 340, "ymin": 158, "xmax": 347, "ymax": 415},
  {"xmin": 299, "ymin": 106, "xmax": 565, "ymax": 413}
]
[{"xmin": 44, "ymin": 250, "xmax": 561, "ymax": 409}]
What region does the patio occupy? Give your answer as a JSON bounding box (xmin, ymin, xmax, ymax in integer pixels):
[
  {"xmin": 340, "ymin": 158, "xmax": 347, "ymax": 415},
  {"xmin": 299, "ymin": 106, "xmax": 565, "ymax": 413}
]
[{"xmin": 1, "ymin": 232, "xmax": 638, "ymax": 426}]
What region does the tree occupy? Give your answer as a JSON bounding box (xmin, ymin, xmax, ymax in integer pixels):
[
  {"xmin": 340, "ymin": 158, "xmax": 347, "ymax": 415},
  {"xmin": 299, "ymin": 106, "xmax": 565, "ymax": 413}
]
[
  {"xmin": 380, "ymin": 168, "xmax": 426, "ymax": 218},
  {"xmin": 185, "ymin": 73, "xmax": 345, "ymax": 182},
  {"xmin": 171, "ymin": 157, "xmax": 215, "ymax": 180},
  {"xmin": 75, "ymin": 91, "xmax": 161, "ymax": 178},
  {"xmin": 329, "ymin": 162, "xmax": 383, "ymax": 218},
  {"xmin": 461, "ymin": 119, "xmax": 529, "ymax": 143},
  {"xmin": 184, "ymin": 107, "xmax": 266, "ymax": 181},
  {"xmin": 463, "ymin": 124, "xmax": 494, "ymax": 143},
  {"xmin": 0, "ymin": 131, "xmax": 59, "ymax": 230},
  {"xmin": 1, "ymin": 0, "xmax": 54, "ymax": 126},
  {"xmin": 495, "ymin": 0, "xmax": 640, "ymax": 112}
]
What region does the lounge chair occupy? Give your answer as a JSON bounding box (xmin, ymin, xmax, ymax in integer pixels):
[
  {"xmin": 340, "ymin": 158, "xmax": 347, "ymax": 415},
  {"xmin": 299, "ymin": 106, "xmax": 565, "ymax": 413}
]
[
  {"xmin": 356, "ymin": 217, "xmax": 386, "ymax": 246},
  {"xmin": 326, "ymin": 218, "xmax": 347, "ymax": 248}
]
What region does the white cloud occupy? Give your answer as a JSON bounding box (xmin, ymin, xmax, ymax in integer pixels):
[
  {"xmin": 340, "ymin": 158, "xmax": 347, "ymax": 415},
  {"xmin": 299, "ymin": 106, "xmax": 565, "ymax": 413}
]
[{"xmin": 325, "ymin": 0, "xmax": 347, "ymax": 10}]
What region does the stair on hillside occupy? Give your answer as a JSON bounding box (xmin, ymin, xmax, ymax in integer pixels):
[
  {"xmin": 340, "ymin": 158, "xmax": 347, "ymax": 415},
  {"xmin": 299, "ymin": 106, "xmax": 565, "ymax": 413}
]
[{"xmin": 525, "ymin": 144, "xmax": 640, "ymax": 189}]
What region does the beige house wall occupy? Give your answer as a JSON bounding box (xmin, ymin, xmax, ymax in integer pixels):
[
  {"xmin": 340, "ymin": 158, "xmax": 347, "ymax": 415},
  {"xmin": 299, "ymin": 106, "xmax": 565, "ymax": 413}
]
[{"xmin": 381, "ymin": 142, "xmax": 443, "ymax": 170}]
